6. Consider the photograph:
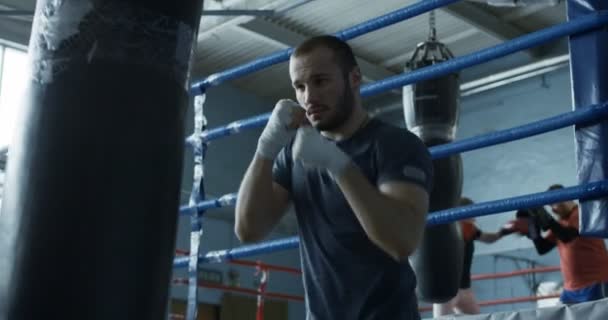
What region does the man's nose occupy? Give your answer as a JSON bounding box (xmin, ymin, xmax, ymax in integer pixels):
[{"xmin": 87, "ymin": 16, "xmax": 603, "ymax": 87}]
[{"xmin": 303, "ymin": 86, "xmax": 320, "ymax": 106}]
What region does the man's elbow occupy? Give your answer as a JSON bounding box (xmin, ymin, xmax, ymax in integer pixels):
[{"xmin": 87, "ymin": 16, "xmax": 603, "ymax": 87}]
[
  {"xmin": 395, "ymin": 227, "xmax": 425, "ymax": 260},
  {"xmin": 383, "ymin": 231, "xmax": 422, "ymax": 261},
  {"xmin": 377, "ymin": 239, "xmax": 416, "ymax": 262},
  {"xmin": 234, "ymin": 222, "xmax": 265, "ymax": 243},
  {"xmin": 234, "ymin": 205, "xmax": 263, "ymax": 243},
  {"xmin": 394, "ymin": 243, "xmax": 417, "ymax": 261}
]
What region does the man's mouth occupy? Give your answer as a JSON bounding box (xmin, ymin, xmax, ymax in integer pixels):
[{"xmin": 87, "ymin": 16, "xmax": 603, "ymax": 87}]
[{"xmin": 307, "ymin": 106, "xmax": 327, "ymax": 119}]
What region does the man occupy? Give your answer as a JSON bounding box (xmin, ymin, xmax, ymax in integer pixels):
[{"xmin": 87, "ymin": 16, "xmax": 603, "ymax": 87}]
[
  {"xmin": 433, "ymin": 197, "xmax": 504, "ymax": 316},
  {"xmin": 512, "ymin": 184, "xmax": 608, "ymax": 304},
  {"xmin": 235, "ymin": 35, "xmax": 433, "ymax": 319}
]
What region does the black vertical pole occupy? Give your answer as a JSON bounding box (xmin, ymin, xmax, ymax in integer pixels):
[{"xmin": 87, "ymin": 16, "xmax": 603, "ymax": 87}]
[{"xmin": 0, "ymin": 1, "xmax": 204, "ymax": 319}]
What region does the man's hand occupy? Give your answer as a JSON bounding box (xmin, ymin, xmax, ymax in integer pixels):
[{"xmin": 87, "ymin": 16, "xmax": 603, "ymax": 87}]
[
  {"xmin": 500, "ymin": 218, "xmax": 541, "ymax": 240},
  {"xmin": 292, "ymin": 126, "xmax": 351, "ymax": 177},
  {"xmin": 256, "ymin": 99, "xmax": 306, "ymax": 160}
]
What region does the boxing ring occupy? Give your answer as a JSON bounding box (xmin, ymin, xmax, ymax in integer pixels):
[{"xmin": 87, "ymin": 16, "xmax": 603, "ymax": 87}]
[
  {"xmin": 169, "ymin": 260, "xmax": 603, "ymax": 319},
  {"xmin": 0, "ymin": 0, "xmax": 606, "ymax": 319},
  {"xmin": 175, "ymin": 0, "xmax": 608, "ymax": 318}
]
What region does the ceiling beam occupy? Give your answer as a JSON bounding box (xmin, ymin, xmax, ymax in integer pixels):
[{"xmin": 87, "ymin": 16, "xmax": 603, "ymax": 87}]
[
  {"xmin": 0, "ymin": 16, "xmax": 31, "ymax": 47},
  {"xmin": 503, "ymin": 4, "xmax": 555, "ymax": 22},
  {"xmin": 237, "ymin": 18, "xmax": 396, "ymax": 83},
  {"xmin": 196, "ymin": 0, "xmax": 309, "ymax": 42},
  {"xmin": 441, "ymin": 2, "xmax": 541, "ymax": 58}
]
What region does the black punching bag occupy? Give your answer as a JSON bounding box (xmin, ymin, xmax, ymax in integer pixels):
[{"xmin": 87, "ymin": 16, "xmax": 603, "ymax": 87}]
[
  {"xmin": 0, "ymin": 1, "xmax": 204, "ymax": 319},
  {"xmin": 404, "ymin": 36, "xmax": 464, "ymax": 303}
]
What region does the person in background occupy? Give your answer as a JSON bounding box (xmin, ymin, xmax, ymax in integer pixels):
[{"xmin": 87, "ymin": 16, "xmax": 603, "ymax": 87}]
[
  {"xmin": 507, "ymin": 184, "xmax": 608, "ymax": 304},
  {"xmin": 433, "ymin": 197, "xmax": 505, "ymax": 316}
]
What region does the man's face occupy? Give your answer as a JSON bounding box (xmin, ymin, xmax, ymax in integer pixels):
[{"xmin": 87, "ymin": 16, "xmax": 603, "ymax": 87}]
[
  {"xmin": 551, "ymin": 201, "xmax": 570, "ymax": 218},
  {"xmin": 289, "ymin": 47, "xmax": 355, "ymax": 131}
]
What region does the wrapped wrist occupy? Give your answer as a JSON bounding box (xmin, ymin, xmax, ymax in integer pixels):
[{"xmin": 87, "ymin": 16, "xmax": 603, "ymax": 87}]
[{"xmin": 256, "ymin": 139, "xmax": 283, "ymax": 160}]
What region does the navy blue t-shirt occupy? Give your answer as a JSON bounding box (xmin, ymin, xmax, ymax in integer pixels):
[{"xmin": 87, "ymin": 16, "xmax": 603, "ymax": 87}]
[{"xmin": 273, "ymin": 119, "xmax": 433, "ymax": 320}]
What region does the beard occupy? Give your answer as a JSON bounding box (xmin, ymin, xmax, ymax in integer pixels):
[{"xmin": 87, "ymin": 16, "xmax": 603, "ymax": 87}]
[{"xmin": 314, "ymin": 80, "xmax": 355, "ymax": 131}]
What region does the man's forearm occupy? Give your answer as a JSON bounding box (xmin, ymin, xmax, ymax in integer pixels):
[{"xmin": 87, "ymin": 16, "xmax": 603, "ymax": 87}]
[
  {"xmin": 235, "ymin": 154, "xmax": 283, "ymax": 242},
  {"xmin": 479, "ymin": 232, "xmax": 502, "ymax": 244},
  {"xmin": 546, "ymin": 220, "xmax": 578, "ymax": 243},
  {"xmin": 334, "ymin": 164, "xmax": 426, "ymax": 261},
  {"xmin": 533, "ymin": 237, "xmax": 556, "ymax": 255}
]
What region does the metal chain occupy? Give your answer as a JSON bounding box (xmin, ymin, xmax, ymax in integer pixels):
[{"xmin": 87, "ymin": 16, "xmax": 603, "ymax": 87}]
[{"xmin": 429, "ymin": 10, "xmax": 436, "ymax": 41}]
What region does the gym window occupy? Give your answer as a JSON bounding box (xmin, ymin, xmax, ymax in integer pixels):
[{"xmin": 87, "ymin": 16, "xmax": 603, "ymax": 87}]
[
  {"xmin": 0, "ymin": 44, "xmax": 27, "ymax": 207},
  {"xmin": 0, "ymin": 45, "xmax": 28, "ymax": 150}
]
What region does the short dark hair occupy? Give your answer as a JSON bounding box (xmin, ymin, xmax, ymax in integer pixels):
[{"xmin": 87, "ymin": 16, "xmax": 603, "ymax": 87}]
[
  {"xmin": 292, "ymin": 35, "xmax": 358, "ymax": 74},
  {"xmin": 458, "ymin": 197, "xmax": 474, "ymax": 207},
  {"xmin": 548, "ymin": 184, "xmax": 564, "ymax": 191}
]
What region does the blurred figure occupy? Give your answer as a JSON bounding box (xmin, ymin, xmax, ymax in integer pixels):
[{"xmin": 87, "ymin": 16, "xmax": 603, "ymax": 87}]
[
  {"xmin": 433, "ymin": 197, "xmax": 505, "ymax": 316},
  {"xmin": 503, "ymin": 184, "xmax": 608, "ymax": 304}
]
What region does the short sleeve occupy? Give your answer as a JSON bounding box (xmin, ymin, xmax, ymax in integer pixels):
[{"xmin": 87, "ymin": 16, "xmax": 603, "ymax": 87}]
[
  {"xmin": 460, "ymin": 220, "xmax": 480, "ymax": 242},
  {"xmin": 272, "ymin": 145, "xmax": 292, "ymax": 192},
  {"xmin": 376, "ymin": 130, "xmax": 433, "ymax": 193}
]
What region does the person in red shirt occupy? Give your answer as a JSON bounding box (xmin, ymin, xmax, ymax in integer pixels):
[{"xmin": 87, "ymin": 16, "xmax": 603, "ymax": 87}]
[
  {"xmin": 505, "ymin": 184, "xmax": 608, "ymax": 304},
  {"xmin": 433, "ymin": 197, "xmax": 505, "ymax": 316}
]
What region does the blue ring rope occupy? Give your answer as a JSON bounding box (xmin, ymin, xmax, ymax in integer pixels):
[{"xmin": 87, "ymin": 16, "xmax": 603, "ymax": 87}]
[{"xmin": 173, "ymin": 180, "xmax": 608, "ymax": 267}]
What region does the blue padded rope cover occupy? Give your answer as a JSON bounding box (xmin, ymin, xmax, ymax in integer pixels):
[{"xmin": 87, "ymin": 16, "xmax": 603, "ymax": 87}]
[
  {"xmin": 173, "ymin": 180, "xmax": 608, "ymax": 267},
  {"xmin": 568, "ymin": 1, "xmax": 608, "ymax": 237}
]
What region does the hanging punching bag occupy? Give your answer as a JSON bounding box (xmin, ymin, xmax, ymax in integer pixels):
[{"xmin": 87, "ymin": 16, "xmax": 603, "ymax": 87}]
[
  {"xmin": 404, "ymin": 33, "xmax": 464, "ymax": 303},
  {"xmin": 0, "ymin": 1, "xmax": 204, "ymax": 319}
]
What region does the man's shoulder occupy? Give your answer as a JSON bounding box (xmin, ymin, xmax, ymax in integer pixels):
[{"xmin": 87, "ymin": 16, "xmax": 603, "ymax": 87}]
[
  {"xmin": 369, "ymin": 120, "xmax": 430, "ymax": 161},
  {"xmin": 369, "ymin": 119, "xmax": 423, "ymax": 144}
]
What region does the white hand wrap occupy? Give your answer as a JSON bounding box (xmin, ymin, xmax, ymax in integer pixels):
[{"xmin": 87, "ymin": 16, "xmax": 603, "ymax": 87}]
[
  {"xmin": 256, "ymin": 99, "xmax": 303, "ymax": 160},
  {"xmin": 292, "ymin": 126, "xmax": 351, "ymax": 177}
]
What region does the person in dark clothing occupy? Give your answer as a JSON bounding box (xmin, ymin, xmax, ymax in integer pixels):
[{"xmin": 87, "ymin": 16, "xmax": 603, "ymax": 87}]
[{"xmin": 235, "ymin": 35, "xmax": 433, "ymax": 319}]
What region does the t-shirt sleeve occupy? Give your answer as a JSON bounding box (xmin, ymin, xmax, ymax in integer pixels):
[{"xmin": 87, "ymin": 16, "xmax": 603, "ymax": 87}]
[
  {"xmin": 461, "ymin": 220, "xmax": 480, "ymax": 242},
  {"xmin": 376, "ymin": 130, "xmax": 434, "ymax": 193},
  {"xmin": 272, "ymin": 145, "xmax": 292, "ymax": 192}
]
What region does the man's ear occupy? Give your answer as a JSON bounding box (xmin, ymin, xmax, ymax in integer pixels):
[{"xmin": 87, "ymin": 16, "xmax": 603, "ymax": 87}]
[{"xmin": 350, "ymin": 66, "xmax": 362, "ymax": 88}]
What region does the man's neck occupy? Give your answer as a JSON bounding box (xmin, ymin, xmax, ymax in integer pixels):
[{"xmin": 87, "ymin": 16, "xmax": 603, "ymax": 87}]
[
  {"xmin": 561, "ymin": 202, "xmax": 578, "ymax": 220},
  {"xmin": 321, "ymin": 107, "xmax": 369, "ymax": 141}
]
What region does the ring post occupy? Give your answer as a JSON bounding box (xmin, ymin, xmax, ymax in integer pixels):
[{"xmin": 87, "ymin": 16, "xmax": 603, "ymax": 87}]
[{"xmin": 567, "ymin": 0, "xmax": 608, "ymax": 237}]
